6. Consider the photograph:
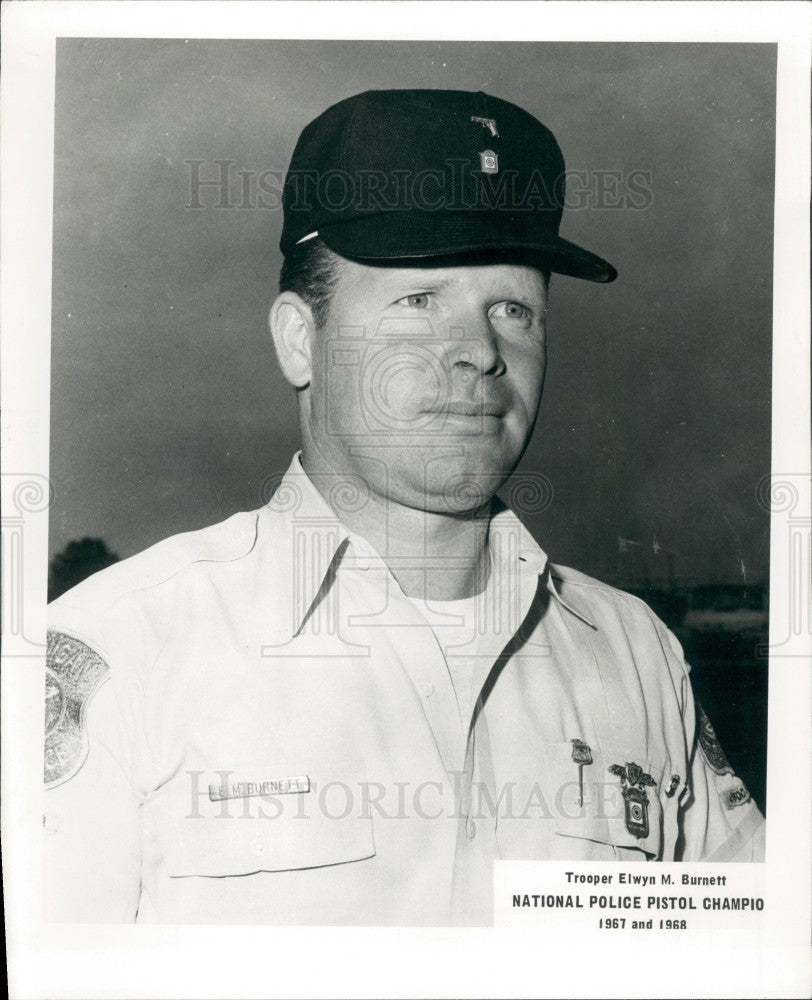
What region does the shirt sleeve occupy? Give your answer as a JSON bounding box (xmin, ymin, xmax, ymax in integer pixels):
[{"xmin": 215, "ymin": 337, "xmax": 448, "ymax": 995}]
[
  {"xmin": 658, "ymin": 626, "xmax": 765, "ymax": 862},
  {"xmin": 43, "ymin": 626, "xmax": 143, "ymax": 922},
  {"xmin": 678, "ymin": 690, "xmax": 765, "ymax": 862}
]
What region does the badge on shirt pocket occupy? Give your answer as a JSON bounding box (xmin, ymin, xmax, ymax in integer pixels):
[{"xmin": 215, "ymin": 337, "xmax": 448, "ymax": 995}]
[
  {"xmin": 608, "ymin": 761, "xmax": 657, "ymax": 839},
  {"xmin": 545, "ymin": 742, "xmax": 666, "ymax": 859}
]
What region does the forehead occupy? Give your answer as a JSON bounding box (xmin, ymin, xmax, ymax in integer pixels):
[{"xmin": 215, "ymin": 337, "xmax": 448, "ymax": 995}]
[{"xmin": 332, "ymin": 257, "xmax": 550, "ymax": 299}]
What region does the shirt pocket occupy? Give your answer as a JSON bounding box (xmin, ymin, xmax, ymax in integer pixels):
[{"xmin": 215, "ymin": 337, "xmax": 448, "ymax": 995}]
[
  {"xmin": 153, "ymin": 762, "xmax": 376, "ymax": 877},
  {"xmin": 545, "ymin": 742, "xmax": 670, "ymax": 860}
]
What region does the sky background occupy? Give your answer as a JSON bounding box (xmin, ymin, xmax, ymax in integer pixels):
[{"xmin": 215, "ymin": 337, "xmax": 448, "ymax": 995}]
[{"xmin": 49, "ymin": 39, "xmax": 776, "ymax": 587}]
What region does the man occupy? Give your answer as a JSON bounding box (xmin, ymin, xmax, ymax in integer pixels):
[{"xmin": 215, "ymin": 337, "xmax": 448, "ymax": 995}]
[{"xmin": 44, "ymin": 89, "xmax": 764, "ymax": 926}]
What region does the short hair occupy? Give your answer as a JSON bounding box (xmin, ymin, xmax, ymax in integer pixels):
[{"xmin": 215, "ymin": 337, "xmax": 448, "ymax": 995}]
[{"xmin": 278, "ymin": 237, "xmax": 343, "ymax": 330}]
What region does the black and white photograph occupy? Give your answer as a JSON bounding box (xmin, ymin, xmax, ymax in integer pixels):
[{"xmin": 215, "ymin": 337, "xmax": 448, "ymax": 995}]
[{"xmin": 2, "ymin": 3, "xmax": 810, "ymax": 998}]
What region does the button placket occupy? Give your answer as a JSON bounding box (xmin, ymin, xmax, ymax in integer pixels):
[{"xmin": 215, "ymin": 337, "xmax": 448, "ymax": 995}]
[
  {"xmin": 368, "ymin": 586, "xmax": 465, "ymax": 773},
  {"xmin": 417, "ymin": 630, "xmax": 466, "ymax": 772}
]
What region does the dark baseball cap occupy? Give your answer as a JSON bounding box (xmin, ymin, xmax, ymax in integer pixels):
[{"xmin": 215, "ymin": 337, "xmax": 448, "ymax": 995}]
[{"xmin": 280, "ymin": 88, "xmax": 616, "ymax": 282}]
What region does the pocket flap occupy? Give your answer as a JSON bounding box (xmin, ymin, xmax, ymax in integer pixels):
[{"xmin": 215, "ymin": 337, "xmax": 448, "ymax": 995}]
[{"xmin": 156, "ymin": 763, "xmax": 376, "ymax": 877}]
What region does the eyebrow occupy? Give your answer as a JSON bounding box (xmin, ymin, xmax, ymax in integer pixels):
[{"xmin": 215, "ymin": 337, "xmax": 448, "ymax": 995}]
[
  {"xmin": 385, "ymin": 274, "xmax": 458, "ymax": 291},
  {"xmin": 378, "ymin": 268, "xmax": 548, "ymax": 301}
]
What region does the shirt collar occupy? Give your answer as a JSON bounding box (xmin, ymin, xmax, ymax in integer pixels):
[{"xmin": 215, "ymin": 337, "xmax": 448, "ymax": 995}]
[
  {"xmin": 488, "ymin": 500, "xmax": 598, "ymax": 630},
  {"xmin": 258, "ymin": 454, "xmax": 597, "ymax": 638},
  {"xmin": 257, "ymin": 453, "xmax": 351, "ymax": 639}
]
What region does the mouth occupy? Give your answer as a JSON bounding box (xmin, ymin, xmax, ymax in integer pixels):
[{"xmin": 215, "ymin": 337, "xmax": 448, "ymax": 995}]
[{"xmin": 423, "ymin": 400, "xmax": 506, "ymax": 418}]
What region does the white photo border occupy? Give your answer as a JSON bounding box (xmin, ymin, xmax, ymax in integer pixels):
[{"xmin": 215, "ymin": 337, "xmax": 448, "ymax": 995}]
[{"xmin": 2, "ymin": 3, "xmax": 809, "ymax": 998}]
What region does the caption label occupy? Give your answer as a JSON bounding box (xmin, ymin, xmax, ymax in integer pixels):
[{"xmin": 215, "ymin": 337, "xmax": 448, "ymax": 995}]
[{"xmin": 495, "ymin": 861, "xmax": 765, "ymax": 932}]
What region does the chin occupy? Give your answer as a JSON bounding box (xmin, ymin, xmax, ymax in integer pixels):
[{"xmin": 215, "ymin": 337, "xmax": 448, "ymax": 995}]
[
  {"xmin": 345, "ymin": 435, "xmax": 523, "ymax": 512},
  {"xmin": 416, "ymin": 453, "xmax": 517, "ymax": 515}
]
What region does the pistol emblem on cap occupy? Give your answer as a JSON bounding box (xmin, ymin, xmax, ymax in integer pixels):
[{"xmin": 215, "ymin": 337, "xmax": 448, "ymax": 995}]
[{"xmin": 471, "ymin": 116, "xmax": 500, "ymax": 138}]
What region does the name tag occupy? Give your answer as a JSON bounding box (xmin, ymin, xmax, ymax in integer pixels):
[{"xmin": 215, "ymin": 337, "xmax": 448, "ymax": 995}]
[{"xmin": 208, "ymin": 775, "xmax": 311, "ymax": 801}]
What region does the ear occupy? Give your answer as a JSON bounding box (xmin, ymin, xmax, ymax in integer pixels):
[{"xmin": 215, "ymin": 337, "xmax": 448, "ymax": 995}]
[{"xmin": 269, "ymin": 291, "xmax": 315, "ymax": 388}]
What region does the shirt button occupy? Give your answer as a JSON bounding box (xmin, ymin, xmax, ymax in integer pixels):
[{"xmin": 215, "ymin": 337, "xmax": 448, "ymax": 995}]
[
  {"xmin": 466, "ymin": 818, "xmax": 477, "ymax": 840},
  {"xmin": 419, "ymin": 682, "xmax": 434, "ymax": 698},
  {"xmin": 356, "ymin": 557, "xmax": 371, "ymax": 571}
]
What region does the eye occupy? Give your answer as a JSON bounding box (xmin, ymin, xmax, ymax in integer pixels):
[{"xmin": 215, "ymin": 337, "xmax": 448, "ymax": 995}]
[
  {"xmin": 396, "ymin": 293, "xmax": 430, "ymax": 309},
  {"xmin": 489, "ymin": 300, "xmax": 532, "ymax": 326}
]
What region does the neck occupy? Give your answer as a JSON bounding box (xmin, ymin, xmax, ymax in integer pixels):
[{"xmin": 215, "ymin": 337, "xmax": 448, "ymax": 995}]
[{"xmin": 300, "ymin": 445, "xmax": 491, "ymax": 601}]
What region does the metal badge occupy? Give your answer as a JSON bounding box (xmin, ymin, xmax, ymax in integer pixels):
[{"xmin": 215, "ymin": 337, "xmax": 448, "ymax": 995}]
[
  {"xmin": 479, "ymin": 150, "xmax": 499, "ymax": 174},
  {"xmin": 665, "ymin": 774, "xmax": 680, "ymax": 798},
  {"xmin": 471, "ymin": 115, "xmax": 500, "ymax": 138},
  {"xmin": 208, "ymin": 775, "xmax": 310, "ymax": 801},
  {"xmin": 571, "ymin": 739, "xmax": 593, "ymax": 766},
  {"xmin": 571, "ymin": 739, "xmax": 593, "ymax": 807},
  {"xmin": 608, "ymin": 762, "xmax": 656, "ymax": 839}
]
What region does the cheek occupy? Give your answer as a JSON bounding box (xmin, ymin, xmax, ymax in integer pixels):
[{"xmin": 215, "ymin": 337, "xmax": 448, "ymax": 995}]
[
  {"xmin": 358, "ymin": 342, "xmax": 449, "ymax": 428},
  {"xmin": 311, "ymin": 339, "xmax": 451, "ymax": 435},
  {"xmin": 506, "ymin": 343, "xmax": 547, "ymax": 418},
  {"xmin": 308, "ymin": 333, "xmax": 363, "ymax": 433}
]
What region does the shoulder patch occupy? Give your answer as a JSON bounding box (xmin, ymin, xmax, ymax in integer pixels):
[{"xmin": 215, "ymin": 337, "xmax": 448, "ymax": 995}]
[
  {"xmin": 696, "ymin": 701, "xmax": 734, "ymax": 776},
  {"xmin": 45, "ymin": 630, "xmax": 110, "ymax": 788}
]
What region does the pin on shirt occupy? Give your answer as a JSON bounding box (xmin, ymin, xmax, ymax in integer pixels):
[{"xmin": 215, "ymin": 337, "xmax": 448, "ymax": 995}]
[
  {"xmin": 608, "ymin": 762, "xmax": 656, "ymax": 839},
  {"xmin": 570, "ymin": 739, "xmax": 593, "ymax": 807}
]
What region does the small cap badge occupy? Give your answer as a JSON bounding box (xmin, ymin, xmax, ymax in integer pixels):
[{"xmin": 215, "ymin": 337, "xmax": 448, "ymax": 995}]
[{"xmin": 479, "ymin": 150, "xmax": 498, "ymax": 174}]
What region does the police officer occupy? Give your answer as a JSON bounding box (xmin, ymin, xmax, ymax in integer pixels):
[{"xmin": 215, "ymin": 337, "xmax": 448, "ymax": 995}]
[{"xmin": 44, "ymin": 89, "xmax": 764, "ymax": 926}]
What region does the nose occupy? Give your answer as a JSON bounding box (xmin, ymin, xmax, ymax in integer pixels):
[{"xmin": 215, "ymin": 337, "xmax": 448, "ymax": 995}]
[{"xmin": 448, "ymin": 313, "xmax": 506, "ymax": 379}]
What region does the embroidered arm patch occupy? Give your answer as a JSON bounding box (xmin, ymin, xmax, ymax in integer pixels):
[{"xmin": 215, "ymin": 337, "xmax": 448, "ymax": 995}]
[
  {"xmin": 696, "ymin": 701, "xmax": 733, "ymax": 776},
  {"xmin": 696, "ymin": 700, "xmax": 752, "ymax": 809},
  {"xmin": 45, "ymin": 630, "xmax": 110, "ymax": 788}
]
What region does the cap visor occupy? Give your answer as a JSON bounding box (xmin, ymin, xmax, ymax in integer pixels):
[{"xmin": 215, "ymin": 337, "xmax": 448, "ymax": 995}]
[{"xmin": 317, "ymin": 212, "xmax": 617, "ymax": 282}]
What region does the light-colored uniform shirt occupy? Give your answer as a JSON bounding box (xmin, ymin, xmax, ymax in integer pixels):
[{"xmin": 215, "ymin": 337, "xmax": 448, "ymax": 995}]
[
  {"xmin": 405, "ymin": 591, "xmax": 485, "ymax": 722},
  {"xmin": 44, "ymin": 454, "xmax": 764, "ymax": 925}
]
